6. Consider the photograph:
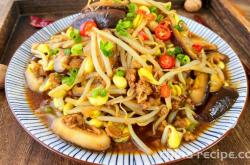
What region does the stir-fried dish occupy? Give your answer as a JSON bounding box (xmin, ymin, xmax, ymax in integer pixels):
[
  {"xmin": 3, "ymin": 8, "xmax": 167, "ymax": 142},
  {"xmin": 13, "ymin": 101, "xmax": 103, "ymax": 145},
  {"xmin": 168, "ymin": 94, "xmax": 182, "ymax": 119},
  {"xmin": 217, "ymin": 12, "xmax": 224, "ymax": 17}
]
[{"xmin": 25, "ymin": 0, "xmax": 239, "ymax": 154}]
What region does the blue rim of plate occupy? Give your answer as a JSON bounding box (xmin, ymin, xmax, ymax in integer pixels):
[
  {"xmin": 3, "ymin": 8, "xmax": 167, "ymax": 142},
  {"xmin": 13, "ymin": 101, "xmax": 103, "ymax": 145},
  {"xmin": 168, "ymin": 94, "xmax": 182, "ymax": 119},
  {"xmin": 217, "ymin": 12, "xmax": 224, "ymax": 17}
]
[{"xmin": 5, "ymin": 13, "xmax": 248, "ymax": 165}]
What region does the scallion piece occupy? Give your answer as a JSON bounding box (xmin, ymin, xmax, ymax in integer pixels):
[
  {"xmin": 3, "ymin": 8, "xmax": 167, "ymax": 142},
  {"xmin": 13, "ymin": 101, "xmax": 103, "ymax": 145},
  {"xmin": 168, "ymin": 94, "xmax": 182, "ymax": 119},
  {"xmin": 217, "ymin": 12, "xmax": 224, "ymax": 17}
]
[{"xmin": 100, "ymin": 40, "xmax": 114, "ymax": 57}]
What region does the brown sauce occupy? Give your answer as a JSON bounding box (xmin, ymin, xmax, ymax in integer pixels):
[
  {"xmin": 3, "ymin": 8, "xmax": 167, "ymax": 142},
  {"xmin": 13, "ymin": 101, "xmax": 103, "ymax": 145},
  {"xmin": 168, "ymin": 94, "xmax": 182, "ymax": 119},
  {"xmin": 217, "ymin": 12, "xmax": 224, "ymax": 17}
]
[{"xmin": 25, "ymin": 87, "xmax": 210, "ymax": 153}]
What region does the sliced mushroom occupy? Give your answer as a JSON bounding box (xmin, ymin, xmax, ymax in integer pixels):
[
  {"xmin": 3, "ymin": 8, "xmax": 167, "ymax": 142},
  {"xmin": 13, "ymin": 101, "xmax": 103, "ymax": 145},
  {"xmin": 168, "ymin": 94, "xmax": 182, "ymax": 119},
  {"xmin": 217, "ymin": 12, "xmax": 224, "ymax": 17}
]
[
  {"xmin": 51, "ymin": 117, "xmax": 111, "ymax": 151},
  {"xmin": 169, "ymin": 14, "xmax": 217, "ymax": 59},
  {"xmin": 197, "ymin": 87, "xmax": 239, "ymax": 122},
  {"xmin": 189, "ymin": 72, "xmax": 209, "ymax": 106},
  {"xmin": 73, "ymin": 1, "xmax": 127, "ymax": 29}
]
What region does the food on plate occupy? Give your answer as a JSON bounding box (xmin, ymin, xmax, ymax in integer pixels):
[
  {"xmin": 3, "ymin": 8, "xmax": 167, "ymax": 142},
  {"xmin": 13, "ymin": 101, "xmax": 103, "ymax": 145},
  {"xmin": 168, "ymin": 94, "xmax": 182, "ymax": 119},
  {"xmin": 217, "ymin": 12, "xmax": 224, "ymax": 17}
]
[
  {"xmin": 0, "ymin": 64, "xmax": 7, "ymax": 89},
  {"xmin": 25, "ymin": 0, "xmax": 238, "ymax": 154}
]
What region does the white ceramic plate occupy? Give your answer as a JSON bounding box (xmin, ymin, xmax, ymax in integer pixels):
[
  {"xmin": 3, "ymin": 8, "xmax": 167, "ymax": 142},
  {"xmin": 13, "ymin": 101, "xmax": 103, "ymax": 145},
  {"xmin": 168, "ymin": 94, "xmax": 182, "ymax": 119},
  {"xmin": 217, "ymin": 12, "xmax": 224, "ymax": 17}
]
[{"xmin": 5, "ymin": 14, "xmax": 248, "ymax": 164}]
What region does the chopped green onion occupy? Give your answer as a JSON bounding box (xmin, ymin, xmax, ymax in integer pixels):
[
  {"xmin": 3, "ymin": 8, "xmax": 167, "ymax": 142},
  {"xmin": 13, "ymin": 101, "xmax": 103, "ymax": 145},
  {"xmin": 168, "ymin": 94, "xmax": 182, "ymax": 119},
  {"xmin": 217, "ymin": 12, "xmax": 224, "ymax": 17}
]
[
  {"xmin": 100, "ymin": 40, "xmax": 114, "ymax": 57},
  {"xmin": 149, "ymin": 6, "xmax": 157, "ymax": 13},
  {"xmin": 64, "ymin": 48, "xmax": 71, "ymax": 55},
  {"xmin": 62, "ymin": 68, "xmax": 78, "ymax": 86},
  {"xmin": 165, "ymin": 2, "xmax": 172, "ymax": 11},
  {"xmin": 156, "ymin": 14, "xmax": 164, "ymax": 22},
  {"xmin": 176, "ymin": 54, "xmax": 190, "ymax": 65},
  {"xmin": 115, "ymin": 69, "xmax": 125, "ymax": 77},
  {"xmin": 51, "ymin": 48, "xmax": 60, "ymax": 55},
  {"xmin": 71, "ymin": 43, "xmax": 83, "ymax": 55},
  {"xmin": 67, "ymin": 27, "xmax": 82, "ymax": 43},
  {"xmin": 122, "ymin": 21, "xmax": 132, "ymax": 29},
  {"xmin": 182, "ymin": 55, "xmax": 191, "ymax": 65},
  {"xmin": 128, "ymin": 3, "xmax": 137, "ymax": 13},
  {"xmin": 127, "ymin": 12, "xmax": 135, "ymax": 18},
  {"xmin": 73, "ymin": 35, "xmax": 82, "ymax": 43},
  {"xmin": 176, "ymin": 54, "xmax": 185, "ymax": 61},
  {"xmin": 174, "ymin": 20, "xmax": 185, "ymax": 32},
  {"xmin": 167, "ymin": 47, "xmax": 183, "ymax": 56},
  {"xmin": 116, "ymin": 20, "xmax": 132, "ymax": 36}
]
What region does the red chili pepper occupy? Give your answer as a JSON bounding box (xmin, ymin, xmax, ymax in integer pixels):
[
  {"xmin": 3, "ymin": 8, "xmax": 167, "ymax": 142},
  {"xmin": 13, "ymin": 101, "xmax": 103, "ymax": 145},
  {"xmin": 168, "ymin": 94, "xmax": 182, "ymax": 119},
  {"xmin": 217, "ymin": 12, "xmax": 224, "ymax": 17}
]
[
  {"xmin": 30, "ymin": 16, "xmax": 54, "ymax": 28},
  {"xmin": 138, "ymin": 30, "xmax": 148, "ymax": 41},
  {"xmin": 159, "ymin": 53, "xmax": 176, "ymax": 69},
  {"xmin": 80, "ymin": 20, "xmax": 97, "ymax": 37},
  {"xmin": 155, "ymin": 24, "xmax": 171, "ymax": 41},
  {"xmin": 192, "ymin": 44, "xmax": 203, "ymax": 53},
  {"xmin": 137, "ymin": 9, "xmax": 147, "ymax": 15},
  {"xmin": 160, "ymin": 84, "xmax": 171, "ymax": 98},
  {"xmin": 145, "ymin": 13, "xmax": 156, "ymax": 21}
]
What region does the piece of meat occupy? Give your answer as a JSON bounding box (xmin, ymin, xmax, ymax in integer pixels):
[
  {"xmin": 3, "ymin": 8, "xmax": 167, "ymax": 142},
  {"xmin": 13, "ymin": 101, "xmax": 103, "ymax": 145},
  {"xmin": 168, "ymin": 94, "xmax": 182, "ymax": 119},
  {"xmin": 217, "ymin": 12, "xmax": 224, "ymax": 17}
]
[
  {"xmin": 126, "ymin": 68, "xmax": 137, "ymax": 88},
  {"xmin": 105, "ymin": 123, "xmax": 123, "ymax": 139},
  {"xmin": 48, "ymin": 73, "xmax": 61, "ymax": 88},
  {"xmin": 183, "ymin": 131, "xmax": 196, "ymax": 141},
  {"xmin": 30, "ymin": 61, "xmax": 45, "ymax": 77},
  {"xmin": 174, "ymin": 117, "xmax": 188, "ymax": 128},
  {"xmin": 131, "ymin": 60, "xmax": 142, "ymax": 69},
  {"xmin": 135, "ymin": 78, "xmax": 153, "ymax": 103},
  {"xmin": 62, "ymin": 114, "xmax": 84, "ymax": 129},
  {"xmin": 69, "ymin": 58, "xmax": 82, "ymax": 69}
]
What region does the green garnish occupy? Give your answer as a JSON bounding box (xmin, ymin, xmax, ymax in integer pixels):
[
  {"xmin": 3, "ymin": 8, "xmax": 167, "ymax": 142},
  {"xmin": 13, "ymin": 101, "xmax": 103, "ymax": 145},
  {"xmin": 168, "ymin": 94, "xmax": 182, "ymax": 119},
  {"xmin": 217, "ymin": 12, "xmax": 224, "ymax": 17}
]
[
  {"xmin": 167, "ymin": 47, "xmax": 183, "ymax": 56},
  {"xmin": 71, "ymin": 43, "xmax": 83, "ymax": 55},
  {"xmin": 174, "ymin": 20, "xmax": 185, "ymax": 32},
  {"xmin": 126, "ymin": 3, "xmax": 137, "ymax": 21},
  {"xmin": 66, "ymin": 27, "xmax": 82, "ymax": 43},
  {"xmin": 73, "ymin": 35, "xmax": 82, "ymax": 43},
  {"xmin": 182, "ymin": 55, "xmax": 191, "ymax": 65},
  {"xmin": 62, "ymin": 68, "xmax": 78, "ymax": 86},
  {"xmin": 115, "ymin": 69, "xmax": 125, "ymax": 77},
  {"xmin": 51, "ymin": 48, "xmax": 60, "ymax": 55},
  {"xmin": 156, "ymin": 14, "xmax": 164, "ymax": 22},
  {"xmin": 100, "ymin": 40, "xmax": 114, "ymax": 57},
  {"xmin": 176, "ymin": 54, "xmax": 190, "ymax": 65},
  {"xmin": 149, "ymin": 6, "xmax": 157, "ymax": 13},
  {"xmin": 92, "ymin": 88, "xmax": 108, "ymax": 98},
  {"xmin": 128, "ymin": 3, "xmax": 137, "ymax": 16},
  {"xmin": 64, "ymin": 48, "xmax": 71, "ymax": 55},
  {"xmin": 165, "ymin": 2, "xmax": 172, "ymax": 11}
]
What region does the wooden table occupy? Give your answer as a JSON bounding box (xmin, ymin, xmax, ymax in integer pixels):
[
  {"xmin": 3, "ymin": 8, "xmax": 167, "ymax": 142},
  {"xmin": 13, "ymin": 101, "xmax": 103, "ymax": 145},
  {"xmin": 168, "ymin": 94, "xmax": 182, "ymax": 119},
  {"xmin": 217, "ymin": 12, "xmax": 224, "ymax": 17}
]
[{"xmin": 0, "ymin": 0, "xmax": 250, "ymax": 165}]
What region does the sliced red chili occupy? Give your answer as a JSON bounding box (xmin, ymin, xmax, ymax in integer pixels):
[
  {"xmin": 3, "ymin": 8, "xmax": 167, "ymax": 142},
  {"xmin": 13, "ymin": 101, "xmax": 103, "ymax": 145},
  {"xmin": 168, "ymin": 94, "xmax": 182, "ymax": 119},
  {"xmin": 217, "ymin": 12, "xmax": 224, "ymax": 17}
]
[
  {"xmin": 155, "ymin": 25, "xmax": 171, "ymax": 41},
  {"xmin": 80, "ymin": 20, "xmax": 97, "ymax": 37},
  {"xmin": 138, "ymin": 30, "xmax": 149, "ymax": 41},
  {"xmin": 159, "ymin": 54, "xmax": 176, "ymax": 69},
  {"xmin": 192, "ymin": 44, "xmax": 203, "ymax": 53},
  {"xmin": 160, "ymin": 84, "xmax": 171, "ymax": 98}
]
